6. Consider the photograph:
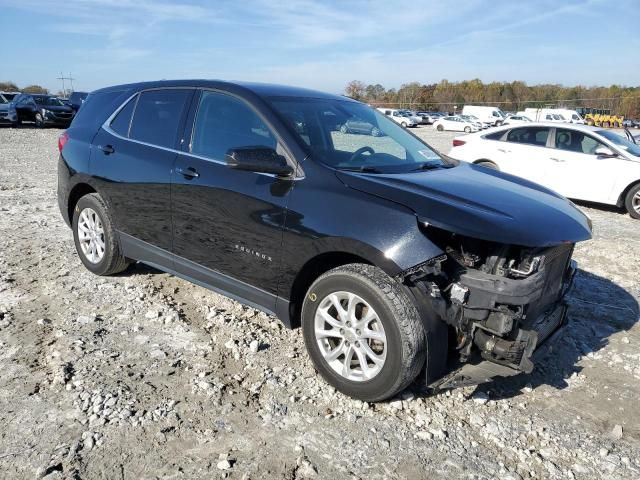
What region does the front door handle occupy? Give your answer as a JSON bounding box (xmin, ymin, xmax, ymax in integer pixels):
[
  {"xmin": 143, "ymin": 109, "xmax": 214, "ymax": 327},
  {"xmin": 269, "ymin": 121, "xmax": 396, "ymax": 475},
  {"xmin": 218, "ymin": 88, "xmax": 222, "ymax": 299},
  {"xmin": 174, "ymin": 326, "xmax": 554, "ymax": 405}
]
[
  {"xmin": 497, "ymin": 148, "xmax": 511, "ymax": 153},
  {"xmin": 99, "ymin": 144, "xmax": 115, "ymax": 155},
  {"xmin": 549, "ymin": 157, "xmax": 565, "ymax": 162},
  {"xmin": 176, "ymin": 166, "xmax": 200, "ymax": 179}
]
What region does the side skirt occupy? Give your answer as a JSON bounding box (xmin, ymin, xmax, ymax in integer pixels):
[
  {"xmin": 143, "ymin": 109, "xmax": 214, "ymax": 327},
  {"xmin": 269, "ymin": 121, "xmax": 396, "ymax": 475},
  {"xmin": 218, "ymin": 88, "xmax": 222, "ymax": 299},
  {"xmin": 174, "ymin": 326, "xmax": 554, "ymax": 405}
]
[{"xmin": 118, "ymin": 232, "xmax": 292, "ymax": 328}]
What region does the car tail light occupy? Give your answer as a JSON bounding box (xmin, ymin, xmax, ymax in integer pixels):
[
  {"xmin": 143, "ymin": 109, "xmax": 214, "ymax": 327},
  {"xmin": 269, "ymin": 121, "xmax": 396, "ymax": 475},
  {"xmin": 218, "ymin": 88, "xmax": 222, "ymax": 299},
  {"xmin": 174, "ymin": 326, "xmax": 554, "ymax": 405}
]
[
  {"xmin": 58, "ymin": 131, "xmax": 69, "ymax": 153},
  {"xmin": 452, "ymin": 139, "xmax": 466, "ymax": 147}
]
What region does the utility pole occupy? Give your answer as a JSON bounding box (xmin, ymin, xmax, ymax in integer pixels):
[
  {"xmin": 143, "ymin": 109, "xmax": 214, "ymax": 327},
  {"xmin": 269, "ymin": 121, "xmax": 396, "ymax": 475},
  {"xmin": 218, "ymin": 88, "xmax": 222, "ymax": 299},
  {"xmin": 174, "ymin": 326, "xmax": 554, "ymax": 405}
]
[{"xmin": 56, "ymin": 72, "xmax": 75, "ymax": 97}]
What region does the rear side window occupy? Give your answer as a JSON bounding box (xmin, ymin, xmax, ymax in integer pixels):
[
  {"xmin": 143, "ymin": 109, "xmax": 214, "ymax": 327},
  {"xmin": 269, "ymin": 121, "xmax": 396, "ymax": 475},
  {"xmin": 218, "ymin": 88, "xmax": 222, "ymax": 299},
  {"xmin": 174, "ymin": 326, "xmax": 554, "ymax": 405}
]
[
  {"xmin": 506, "ymin": 127, "xmax": 550, "ymax": 147},
  {"xmin": 110, "ymin": 96, "xmax": 136, "ymax": 137},
  {"xmin": 190, "ymin": 91, "xmax": 277, "ymax": 160},
  {"xmin": 484, "ymin": 130, "xmax": 505, "ymax": 141},
  {"xmin": 129, "ymin": 89, "xmax": 191, "ymax": 149},
  {"xmin": 73, "ymin": 90, "xmax": 128, "ymax": 130}
]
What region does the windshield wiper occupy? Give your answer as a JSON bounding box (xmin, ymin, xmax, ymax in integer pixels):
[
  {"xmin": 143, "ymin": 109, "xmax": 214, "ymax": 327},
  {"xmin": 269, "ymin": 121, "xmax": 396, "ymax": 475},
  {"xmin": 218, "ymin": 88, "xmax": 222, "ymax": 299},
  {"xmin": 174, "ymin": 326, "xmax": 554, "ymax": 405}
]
[
  {"xmin": 340, "ymin": 166, "xmax": 384, "ymax": 173},
  {"xmin": 411, "ymin": 162, "xmax": 446, "ymax": 171}
]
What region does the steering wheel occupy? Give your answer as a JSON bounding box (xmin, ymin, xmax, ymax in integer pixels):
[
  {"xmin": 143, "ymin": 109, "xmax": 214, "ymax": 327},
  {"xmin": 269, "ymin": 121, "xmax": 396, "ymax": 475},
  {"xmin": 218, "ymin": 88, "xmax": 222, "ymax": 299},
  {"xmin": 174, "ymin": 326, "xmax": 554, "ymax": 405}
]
[{"xmin": 348, "ymin": 146, "xmax": 375, "ymax": 164}]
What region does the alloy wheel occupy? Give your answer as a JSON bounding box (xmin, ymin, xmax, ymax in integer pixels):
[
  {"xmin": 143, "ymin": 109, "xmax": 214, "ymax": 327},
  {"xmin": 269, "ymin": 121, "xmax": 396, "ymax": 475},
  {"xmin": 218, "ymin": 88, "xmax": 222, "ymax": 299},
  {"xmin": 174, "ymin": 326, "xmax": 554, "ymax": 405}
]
[
  {"xmin": 633, "ymin": 191, "xmax": 640, "ymax": 215},
  {"xmin": 77, "ymin": 207, "xmax": 106, "ymax": 264},
  {"xmin": 314, "ymin": 291, "xmax": 387, "ymax": 382}
]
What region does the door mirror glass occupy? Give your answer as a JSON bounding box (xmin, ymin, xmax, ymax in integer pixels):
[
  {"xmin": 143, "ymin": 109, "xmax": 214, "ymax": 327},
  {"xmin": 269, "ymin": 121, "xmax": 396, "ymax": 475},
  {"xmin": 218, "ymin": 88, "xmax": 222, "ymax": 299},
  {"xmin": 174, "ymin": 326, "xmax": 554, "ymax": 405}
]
[
  {"xmin": 225, "ymin": 147, "xmax": 294, "ymax": 177},
  {"xmin": 594, "ymin": 145, "xmax": 615, "ymax": 158}
]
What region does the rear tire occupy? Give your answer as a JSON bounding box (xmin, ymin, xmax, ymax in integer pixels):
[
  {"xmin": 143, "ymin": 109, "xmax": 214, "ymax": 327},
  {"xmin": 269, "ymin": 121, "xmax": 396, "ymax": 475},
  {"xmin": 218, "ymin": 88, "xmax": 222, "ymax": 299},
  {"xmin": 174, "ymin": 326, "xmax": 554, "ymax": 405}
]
[
  {"xmin": 624, "ymin": 183, "xmax": 640, "ymax": 219},
  {"xmin": 72, "ymin": 193, "xmax": 131, "ymax": 275},
  {"xmin": 371, "ymin": 127, "xmax": 381, "ymax": 137},
  {"xmin": 476, "ymin": 160, "xmax": 499, "ymax": 170},
  {"xmin": 464, "ymin": 126, "xmax": 471, "ymax": 133},
  {"xmin": 301, "ymin": 264, "xmax": 426, "ymax": 402},
  {"xmin": 401, "ymin": 122, "xmax": 407, "ymax": 128}
]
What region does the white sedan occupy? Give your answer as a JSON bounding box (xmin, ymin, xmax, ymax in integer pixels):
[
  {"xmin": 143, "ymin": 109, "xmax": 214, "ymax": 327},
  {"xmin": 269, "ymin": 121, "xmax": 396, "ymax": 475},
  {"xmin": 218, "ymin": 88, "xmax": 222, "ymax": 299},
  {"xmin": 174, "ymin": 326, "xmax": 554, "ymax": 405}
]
[
  {"xmin": 433, "ymin": 115, "xmax": 479, "ymax": 133},
  {"xmin": 449, "ymin": 123, "xmax": 640, "ymax": 218}
]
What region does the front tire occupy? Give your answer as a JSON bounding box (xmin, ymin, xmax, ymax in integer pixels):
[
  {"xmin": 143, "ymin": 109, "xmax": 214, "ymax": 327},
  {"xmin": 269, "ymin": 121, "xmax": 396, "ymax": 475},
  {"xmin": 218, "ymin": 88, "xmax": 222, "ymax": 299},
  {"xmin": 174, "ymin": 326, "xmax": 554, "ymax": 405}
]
[
  {"xmin": 34, "ymin": 113, "xmax": 44, "ymax": 128},
  {"xmin": 436, "ymin": 124, "xmax": 444, "ymax": 131},
  {"xmin": 301, "ymin": 264, "xmax": 426, "ymax": 402},
  {"xmin": 401, "ymin": 122, "xmax": 407, "ymax": 128},
  {"xmin": 476, "ymin": 160, "xmax": 499, "ymax": 170},
  {"xmin": 624, "ymin": 183, "xmax": 640, "ymax": 219},
  {"xmin": 464, "ymin": 126, "xmax": 471, "ymax": 133},
  {"xmin": 340, "ymin": 124, "xmax": 348, "ymax": 134},
  {"xmin": 72, "ymin": 193, "xmax": 131, "ymax": 275}
]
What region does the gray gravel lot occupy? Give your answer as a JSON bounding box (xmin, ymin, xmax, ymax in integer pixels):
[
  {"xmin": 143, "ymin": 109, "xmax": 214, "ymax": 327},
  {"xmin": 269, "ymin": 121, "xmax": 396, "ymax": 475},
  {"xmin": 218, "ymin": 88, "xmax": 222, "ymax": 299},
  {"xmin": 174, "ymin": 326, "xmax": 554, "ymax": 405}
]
[{"xmin": 0, "ymin": 126, "xmax": 639, "ymax": 479}]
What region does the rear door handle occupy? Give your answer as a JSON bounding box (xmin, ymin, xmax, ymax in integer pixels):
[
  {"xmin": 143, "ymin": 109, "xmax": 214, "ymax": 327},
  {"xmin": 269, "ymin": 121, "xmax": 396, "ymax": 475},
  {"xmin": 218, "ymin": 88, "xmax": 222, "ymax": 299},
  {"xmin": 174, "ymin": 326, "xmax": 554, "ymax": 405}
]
[
  {"xmin": 497, "ymin": 148, "xmax": 511, "ymax": 153},
  {"xmin": 549, "ymin": 157, "xmax": 565, "ymax": 162},
  {"xmin": 99, "ymin": 144, "xmax": 115, "ymax": 155},
  {"xmin": 176, "ymin": 166, "xmax": 200, "ymax": 179}
]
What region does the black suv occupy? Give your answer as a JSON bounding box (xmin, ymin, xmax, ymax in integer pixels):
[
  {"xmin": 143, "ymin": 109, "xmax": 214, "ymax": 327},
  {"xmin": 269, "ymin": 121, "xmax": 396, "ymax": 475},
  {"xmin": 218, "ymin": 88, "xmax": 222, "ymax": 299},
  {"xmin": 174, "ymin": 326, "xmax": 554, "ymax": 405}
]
[
  {"xmin": 14, "ymin": 93, "xmax": 75, "ymax": 127},
  {"xmin": 68, "ymin": 91, "xmax": 89, "ymax": 112},
  {"xmin": 57, "ymin": 80, "xmax": 592, "ymax": 401}
]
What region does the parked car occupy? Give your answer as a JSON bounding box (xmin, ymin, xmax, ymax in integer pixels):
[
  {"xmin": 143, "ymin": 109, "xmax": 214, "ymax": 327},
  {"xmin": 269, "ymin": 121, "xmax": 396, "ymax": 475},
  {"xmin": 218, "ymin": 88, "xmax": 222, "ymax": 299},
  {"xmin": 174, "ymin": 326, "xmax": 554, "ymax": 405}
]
[
  {"xmin": 0, "ymin": 91, "xmax": 19, "ymax": 102},
  {"xmin": 461, "ymin": 105, "xmax": 506, "ymax": 126},
  {"xmin": 503, "ymin": 114, "xmax": 532, "ymax": 125},
  {"xmin": 398, "ymin": 110, "xmax": 423, "ymax": 125},
  {"xmin": 523, "ymin": 108, "xmax": 567, "ymax": 123},
  {"xmin": 622, "ymin": 119, "xmax": 638, "ymax": 129},
  {"xmin": 58, "ymin": 80, "xmax": 591, "ymax": 401},
  {"xmin": 0, "ymin": 93, "xmax": 18, "ymax": 127},
  {"xmin": 376, "ymin": 108, "xmax": 417, "ymax": 128},
  {"xmin": 416, "ymin": 111, "xmax": 436, "ymax": 124},
  {"xmin": 340, "ymin": 117, "xmax": 383, "ymax": 136},
  {"xmin": 449, "ymin": 123, "xmax": 640, "ymax": 219},
  {"xmin": 459, "ymin": 114, "xmax": 485, "ymax": 130},
  {"xmin": 433, "ymin": 115, "xmax": 479, "ymax": 133},
  {"xmin": 68, "ymin": 91, "xmax": 89, "ymax": 112},
  {"xmin": 13, "ymin": 93, "xmax": 75, "ymax": 127}
]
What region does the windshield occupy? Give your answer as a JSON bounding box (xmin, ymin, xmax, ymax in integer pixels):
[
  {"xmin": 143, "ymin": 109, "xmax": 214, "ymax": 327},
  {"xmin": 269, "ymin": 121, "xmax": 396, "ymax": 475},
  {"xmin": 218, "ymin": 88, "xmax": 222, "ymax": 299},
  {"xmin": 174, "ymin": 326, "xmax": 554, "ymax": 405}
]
[
  {"xmin": 34, "ymin": 96, "xmax": 65, "ymax": 107},
  {"xmin": 269, "ymin": 97, "xmax": 447, "ymax": 173},
  {"xmin": 597, "ymin": 129, "xmax": 640, "ymax": 157},
  {"xmin": 0, "ymin": 94, "xmax": 7, "ymax": 104}
]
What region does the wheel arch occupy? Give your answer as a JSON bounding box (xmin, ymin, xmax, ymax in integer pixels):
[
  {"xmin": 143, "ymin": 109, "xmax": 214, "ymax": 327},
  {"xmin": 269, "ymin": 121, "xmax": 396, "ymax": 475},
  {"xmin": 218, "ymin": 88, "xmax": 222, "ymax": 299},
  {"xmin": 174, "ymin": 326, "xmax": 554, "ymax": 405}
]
[
  {"xmin": 617, "ymin": 179, "xmax": 640, "ymax": 207},
  {"xmin": 67, "ymin": 182, "xmax": 98, "ymax": 224}
]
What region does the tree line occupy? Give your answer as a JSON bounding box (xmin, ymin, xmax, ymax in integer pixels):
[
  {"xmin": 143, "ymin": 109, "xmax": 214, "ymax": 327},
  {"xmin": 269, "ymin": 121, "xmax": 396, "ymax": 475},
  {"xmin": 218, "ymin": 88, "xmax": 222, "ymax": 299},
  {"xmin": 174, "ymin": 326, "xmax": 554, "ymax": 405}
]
[
  {"xmin": 345, "ymin": 79, "xmax": 640, "ymax": 118},
  {"xmin": 0, "ymin": 81, "xmax": 51, "ymax": 95}
]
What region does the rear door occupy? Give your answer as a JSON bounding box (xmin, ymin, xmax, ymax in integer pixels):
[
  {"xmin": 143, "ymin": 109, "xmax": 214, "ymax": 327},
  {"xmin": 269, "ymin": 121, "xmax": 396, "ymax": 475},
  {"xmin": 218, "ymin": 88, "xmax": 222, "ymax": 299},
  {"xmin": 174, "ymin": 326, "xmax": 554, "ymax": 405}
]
[
  {"xmin": 91, "ymin": 88, "xmax": 194, "ymax": 252},
  {"xmin": 171, "ymin": 89, "xmax": 295, "ymax": 304},
  {"xmin": 494, "ymin": 126, "xmax": 553, "ymax": 186}
]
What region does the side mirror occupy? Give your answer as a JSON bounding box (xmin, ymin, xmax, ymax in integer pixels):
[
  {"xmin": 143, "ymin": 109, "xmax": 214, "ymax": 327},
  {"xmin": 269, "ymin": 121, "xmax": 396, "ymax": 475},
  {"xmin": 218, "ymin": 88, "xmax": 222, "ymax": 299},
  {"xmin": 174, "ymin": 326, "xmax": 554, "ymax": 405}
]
[
  {"xmin": 594, "ymin": 146, "xmax": 616, "ymax": 158},
  {"xmin": 225, "ymin": 147, "xmax": 294, "ymax": 177}
]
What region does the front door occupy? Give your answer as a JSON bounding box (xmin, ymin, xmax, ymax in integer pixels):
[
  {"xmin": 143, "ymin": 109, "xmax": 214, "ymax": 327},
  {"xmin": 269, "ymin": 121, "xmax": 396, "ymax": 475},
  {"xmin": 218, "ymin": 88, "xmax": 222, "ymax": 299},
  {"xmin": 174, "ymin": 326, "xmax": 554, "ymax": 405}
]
[
  {"xmin": 545, "ymin": 128, "xmax": 619, "ymax": 203},
  {"xmin": 171, "ymin": 90, "xmax": 294, "ymax": 303}
]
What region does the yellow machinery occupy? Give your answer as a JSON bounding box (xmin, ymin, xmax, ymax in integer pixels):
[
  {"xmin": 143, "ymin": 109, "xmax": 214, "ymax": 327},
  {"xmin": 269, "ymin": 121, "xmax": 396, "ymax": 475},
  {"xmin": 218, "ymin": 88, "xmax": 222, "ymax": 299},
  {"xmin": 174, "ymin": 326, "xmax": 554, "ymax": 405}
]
[{"xmin": 579, "ymin": 108, "xmax": 624, "ymax": 128}]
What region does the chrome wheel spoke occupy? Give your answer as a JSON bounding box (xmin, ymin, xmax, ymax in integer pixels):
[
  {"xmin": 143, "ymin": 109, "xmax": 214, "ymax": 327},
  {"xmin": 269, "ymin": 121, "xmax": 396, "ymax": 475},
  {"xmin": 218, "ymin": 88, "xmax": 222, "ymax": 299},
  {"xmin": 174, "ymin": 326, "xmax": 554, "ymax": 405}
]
[
  {"xmin": 76, "ymin": 207, "xmax": 105, "ymax": 264},
  {"xmin": 314, "ymin": 290, "xmax": 387, "ymax": 382}
]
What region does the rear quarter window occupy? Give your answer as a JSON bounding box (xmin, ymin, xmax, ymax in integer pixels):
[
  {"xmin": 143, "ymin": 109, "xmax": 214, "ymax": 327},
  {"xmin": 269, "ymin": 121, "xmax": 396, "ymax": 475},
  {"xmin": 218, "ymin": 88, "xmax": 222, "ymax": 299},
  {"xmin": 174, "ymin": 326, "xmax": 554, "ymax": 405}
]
[{"xmin": 72, "ymin": 89, "xmax": 130, "ymax": 132}]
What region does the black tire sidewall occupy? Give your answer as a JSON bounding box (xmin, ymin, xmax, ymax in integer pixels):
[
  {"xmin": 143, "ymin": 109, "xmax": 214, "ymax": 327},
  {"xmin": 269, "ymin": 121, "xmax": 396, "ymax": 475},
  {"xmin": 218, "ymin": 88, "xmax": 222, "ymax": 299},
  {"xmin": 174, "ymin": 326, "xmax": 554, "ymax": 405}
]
[
  {"xmin": 625, "ymin": 184, "xmax": 640, "ymax": 219},
  {"xmin": 301, "ymin": 273, "xmax": 406, "ymax": 401},
  {"xmin": 72, "ymin": 195, "xmax": 115, "ymax": 275},
  {"xmin": 35, "ymin": 113, "xmax": 44, "ymax": 128}
]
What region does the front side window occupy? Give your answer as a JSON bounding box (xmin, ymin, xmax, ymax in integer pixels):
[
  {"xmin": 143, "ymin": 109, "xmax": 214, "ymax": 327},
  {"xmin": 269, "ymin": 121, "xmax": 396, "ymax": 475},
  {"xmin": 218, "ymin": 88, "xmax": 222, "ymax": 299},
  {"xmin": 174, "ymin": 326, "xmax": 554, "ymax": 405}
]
[
  {"xmin": 596, "ymin": 129, "xmax": 640, "ymax": 158},
  {"xmin": 269, "ymin": 97, "xmax": 446, "ymax": 173},
  {"xmin": 506, "ymin": 127, "xmax": 550, "ymax": 147},
  {"xmin": 191, "ymin": 90, "xmax": 277, "ymax": 161},
  {"xmin": 555, "ymin": 129, "xmax": 605, "ymax": 155},
  {"xmin": 129, "ymin": 89, "xmax": 191, "ymax": 149}
]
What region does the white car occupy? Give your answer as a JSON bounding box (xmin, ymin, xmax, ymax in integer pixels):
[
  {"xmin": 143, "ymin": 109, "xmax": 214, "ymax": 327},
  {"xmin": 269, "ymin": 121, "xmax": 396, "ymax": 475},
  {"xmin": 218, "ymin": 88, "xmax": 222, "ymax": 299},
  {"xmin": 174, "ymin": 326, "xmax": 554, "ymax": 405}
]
[
  {"xmin": 376, "ymin": 108, "xmax": 417, "ymax": 128},
  {"xmin": 460, "ymin": 114, "xmax": 486, "ymax": 130},
  {"xmin": 433, "ymin": 115, "xmax": 479, "ymax": 133},
  {"xmin": 503, "ymin": 114, "xmax": 532, "ymax": 125},
  {"xmin": 449, "ymin": 123, "xmax": 640, "ymax": 218}
]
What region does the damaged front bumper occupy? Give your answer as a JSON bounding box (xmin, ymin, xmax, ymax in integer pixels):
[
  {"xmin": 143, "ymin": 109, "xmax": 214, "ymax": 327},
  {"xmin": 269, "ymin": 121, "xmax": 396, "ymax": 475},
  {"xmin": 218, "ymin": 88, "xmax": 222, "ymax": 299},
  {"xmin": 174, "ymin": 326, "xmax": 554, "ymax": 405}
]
[{"xmin": 418, "ymin": 244, "xmax": 577, "ymax": 391}]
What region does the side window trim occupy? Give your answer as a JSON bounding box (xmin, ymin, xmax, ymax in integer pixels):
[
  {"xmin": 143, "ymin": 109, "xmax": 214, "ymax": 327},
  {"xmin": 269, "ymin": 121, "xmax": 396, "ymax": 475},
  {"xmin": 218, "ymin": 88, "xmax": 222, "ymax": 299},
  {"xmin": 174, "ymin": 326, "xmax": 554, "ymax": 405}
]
[{"xmin": 102, "ymin": 87, "xmax": 195, "ymax": 150}]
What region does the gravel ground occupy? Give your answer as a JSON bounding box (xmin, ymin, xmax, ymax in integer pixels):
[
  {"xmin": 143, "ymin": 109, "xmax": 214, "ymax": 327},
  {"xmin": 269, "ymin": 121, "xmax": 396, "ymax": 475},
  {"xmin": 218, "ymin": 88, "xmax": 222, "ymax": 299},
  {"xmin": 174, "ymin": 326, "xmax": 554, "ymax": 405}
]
[{"xmin": 0, "ymin": 126, "xmax": 639, "ymax": 480}]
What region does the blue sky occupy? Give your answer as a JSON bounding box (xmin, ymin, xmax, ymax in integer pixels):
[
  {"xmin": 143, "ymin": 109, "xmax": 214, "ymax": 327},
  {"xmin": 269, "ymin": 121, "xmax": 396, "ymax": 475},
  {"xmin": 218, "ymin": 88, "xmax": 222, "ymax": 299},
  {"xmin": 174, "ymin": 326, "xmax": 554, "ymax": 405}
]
[{"xmin": 0, "ymin": 0, "xmax": 638, "ymax": 94}]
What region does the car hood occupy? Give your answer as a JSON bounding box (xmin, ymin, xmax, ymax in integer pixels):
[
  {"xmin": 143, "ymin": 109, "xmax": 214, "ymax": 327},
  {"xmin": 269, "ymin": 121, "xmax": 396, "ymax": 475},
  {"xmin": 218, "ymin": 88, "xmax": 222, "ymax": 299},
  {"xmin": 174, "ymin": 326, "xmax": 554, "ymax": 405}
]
[{"xmin": 336, "ymin": 162, "xmax": 592, "ymax": 247}]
